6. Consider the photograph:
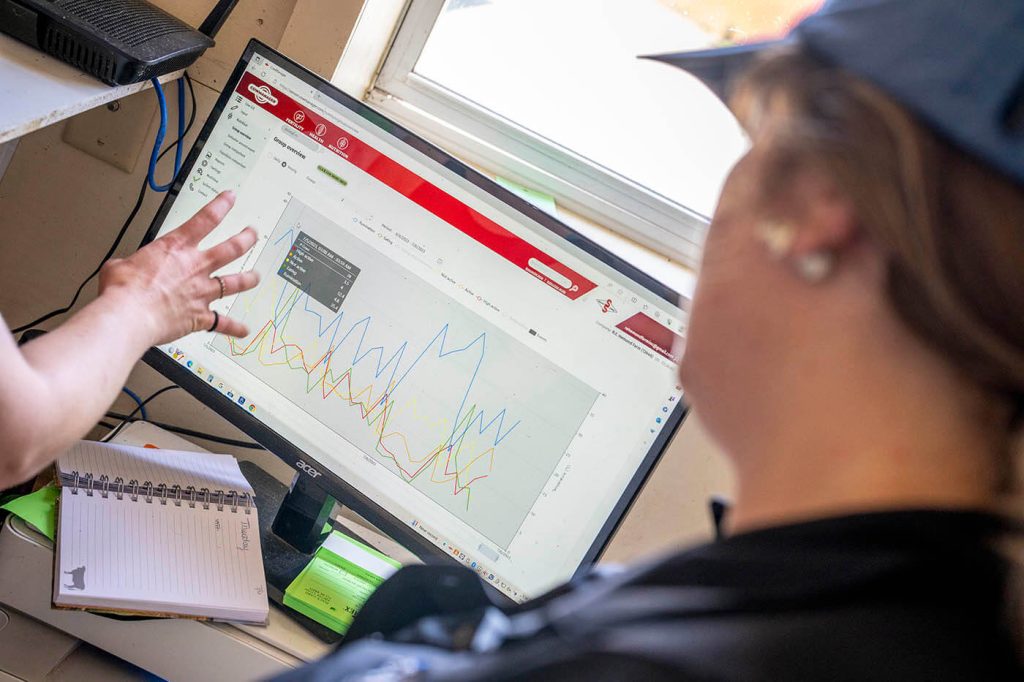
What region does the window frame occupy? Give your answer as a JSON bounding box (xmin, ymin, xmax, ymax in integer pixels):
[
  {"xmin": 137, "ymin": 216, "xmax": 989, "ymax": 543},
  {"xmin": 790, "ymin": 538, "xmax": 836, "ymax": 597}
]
[{"xmin": 347, "ymin": 0, "xmax": 712, "ymax": 266}]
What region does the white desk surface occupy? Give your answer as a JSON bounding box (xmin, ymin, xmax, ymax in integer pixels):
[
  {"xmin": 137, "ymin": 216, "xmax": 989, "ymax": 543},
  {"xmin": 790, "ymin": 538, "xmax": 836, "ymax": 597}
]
[{"xmin": 0, "ymin": 33, "xmax": 183, "ymax": 145}]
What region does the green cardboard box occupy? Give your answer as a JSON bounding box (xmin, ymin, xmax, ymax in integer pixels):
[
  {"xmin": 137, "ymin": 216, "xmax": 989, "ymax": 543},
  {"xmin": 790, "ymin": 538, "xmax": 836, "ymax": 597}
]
[{"xmin": 284, "ymin": 530, "xmax": 402, "ymax": 635}]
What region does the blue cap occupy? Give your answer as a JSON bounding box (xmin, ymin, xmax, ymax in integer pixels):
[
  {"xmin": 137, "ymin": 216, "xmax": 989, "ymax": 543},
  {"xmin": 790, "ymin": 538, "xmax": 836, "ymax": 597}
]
[{"xmin": 645, "ymin": 0, "xmax": 1024, "ymax": 187}]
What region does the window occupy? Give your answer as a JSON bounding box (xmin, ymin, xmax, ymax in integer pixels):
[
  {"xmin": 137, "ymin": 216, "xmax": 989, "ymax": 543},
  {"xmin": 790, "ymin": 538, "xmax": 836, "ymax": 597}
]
[{"xmin": 357, "ymin": 0, "xmax": 822, "ymax": 265}]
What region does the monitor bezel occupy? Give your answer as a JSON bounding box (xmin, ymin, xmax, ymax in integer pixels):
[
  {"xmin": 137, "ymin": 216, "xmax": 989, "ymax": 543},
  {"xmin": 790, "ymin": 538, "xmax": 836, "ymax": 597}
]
[{"xmin": 140, "ymin": 39, "xmax": 689, "ymax": 601}]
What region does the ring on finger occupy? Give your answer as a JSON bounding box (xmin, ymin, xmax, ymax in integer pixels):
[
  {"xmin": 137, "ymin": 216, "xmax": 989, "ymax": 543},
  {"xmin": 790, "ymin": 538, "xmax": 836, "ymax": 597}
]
[
  {"xmin": 213, "ymin": 275, "xmax": 226, "ymax": 299},
  {"xmin": 208, "ymin": 310, "xmax": 219, "ymax": 333}
]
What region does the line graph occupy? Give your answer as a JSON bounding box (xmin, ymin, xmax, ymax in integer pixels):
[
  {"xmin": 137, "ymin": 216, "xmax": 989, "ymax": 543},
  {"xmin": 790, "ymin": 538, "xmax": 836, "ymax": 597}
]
[{"xmin": 215, "ymin": 198, "xmax": 598, "ymax": 546}]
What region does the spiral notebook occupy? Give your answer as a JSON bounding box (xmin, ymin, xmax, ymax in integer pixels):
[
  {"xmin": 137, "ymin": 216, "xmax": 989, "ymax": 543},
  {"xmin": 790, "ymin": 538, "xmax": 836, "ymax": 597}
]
[{"xmin": 52, "ymin": 441, "xmax": 269, "ymax": 624}]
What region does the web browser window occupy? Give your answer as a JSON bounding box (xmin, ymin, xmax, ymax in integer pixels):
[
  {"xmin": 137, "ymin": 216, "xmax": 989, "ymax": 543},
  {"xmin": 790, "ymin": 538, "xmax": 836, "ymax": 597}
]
[{"xmin": 151, "ymin": 50, "xmax": 686, "ymax": 600}]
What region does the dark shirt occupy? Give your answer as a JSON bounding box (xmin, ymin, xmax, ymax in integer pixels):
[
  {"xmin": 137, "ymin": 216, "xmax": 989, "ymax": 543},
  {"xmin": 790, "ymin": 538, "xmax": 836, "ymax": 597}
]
[{"xmin": 276, "ymin": 510, "xmax": 1022, "ymax": 681}]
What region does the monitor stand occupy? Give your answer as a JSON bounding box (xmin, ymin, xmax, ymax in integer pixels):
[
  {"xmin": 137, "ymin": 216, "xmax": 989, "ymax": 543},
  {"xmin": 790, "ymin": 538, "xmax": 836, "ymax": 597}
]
[{"xmin": 239, "ymin": 461, "xmax": 357, "ymax": 644}]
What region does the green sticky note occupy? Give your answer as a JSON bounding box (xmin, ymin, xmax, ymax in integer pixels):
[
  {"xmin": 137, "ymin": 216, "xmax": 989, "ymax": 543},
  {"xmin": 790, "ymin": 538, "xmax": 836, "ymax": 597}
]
[
  {"xmin": 284, "ymin": 530, "xmax": 401, "ymax": 635},
  {"xmin": 1, "ymin": 485, "xmax": 58, "ymax": 541},
  {"xmin": 495, "ymin": 176, "xmax": 558, "ymax": 217}
]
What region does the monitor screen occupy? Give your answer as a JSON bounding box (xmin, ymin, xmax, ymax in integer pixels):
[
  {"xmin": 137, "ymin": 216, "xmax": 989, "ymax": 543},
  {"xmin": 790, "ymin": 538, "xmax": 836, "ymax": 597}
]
[{"xmin": 142, "ymin": 41, "xmax": 688, "ymax": 601}]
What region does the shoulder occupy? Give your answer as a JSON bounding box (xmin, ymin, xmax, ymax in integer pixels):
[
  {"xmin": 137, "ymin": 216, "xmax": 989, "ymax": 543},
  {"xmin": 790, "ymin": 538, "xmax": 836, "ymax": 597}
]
[{"xmin": 612, "ymin": 605, "xmax": 1020, "ymax": 682}]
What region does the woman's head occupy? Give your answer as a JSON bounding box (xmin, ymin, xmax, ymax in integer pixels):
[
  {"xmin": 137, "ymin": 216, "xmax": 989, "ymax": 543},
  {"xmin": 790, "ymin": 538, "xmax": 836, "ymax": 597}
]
[{"xmin": 679, "ymin": 47, "xmax": 1024, "ymax": 496}]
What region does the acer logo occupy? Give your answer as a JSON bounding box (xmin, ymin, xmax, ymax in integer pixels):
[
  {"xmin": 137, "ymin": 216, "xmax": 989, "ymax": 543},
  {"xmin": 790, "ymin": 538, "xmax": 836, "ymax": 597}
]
[{"xmin": 296, "ymin": 461, "xmax": 321, "ymax": 478}]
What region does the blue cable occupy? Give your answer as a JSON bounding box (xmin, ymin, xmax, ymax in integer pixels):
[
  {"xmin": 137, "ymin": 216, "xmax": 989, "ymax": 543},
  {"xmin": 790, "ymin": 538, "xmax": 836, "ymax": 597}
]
[
  {"xmin": 120, "ymin": 387, "xmax": 148, "ymax": 421},
  {"xmin": 146, "ymin": 77, "xmax": 186, "ymax": 192}
]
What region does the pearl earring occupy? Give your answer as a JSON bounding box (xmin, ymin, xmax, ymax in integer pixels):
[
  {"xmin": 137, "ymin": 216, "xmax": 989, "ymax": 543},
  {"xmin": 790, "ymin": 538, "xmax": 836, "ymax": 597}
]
[
  {"xmin": 756, "ymin": 221, "xmax": 835, "ymax": 282},
  {"xmin": 795, "ymin": 251, "xmax": 834, "ymax": 282}
]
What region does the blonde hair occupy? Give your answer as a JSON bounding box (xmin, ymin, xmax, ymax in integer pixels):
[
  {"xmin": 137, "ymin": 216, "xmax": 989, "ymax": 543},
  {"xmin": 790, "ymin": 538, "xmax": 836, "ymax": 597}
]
[{"xmin": 730, "ymin": 49, "xmax": 1024, "ymax": 491}]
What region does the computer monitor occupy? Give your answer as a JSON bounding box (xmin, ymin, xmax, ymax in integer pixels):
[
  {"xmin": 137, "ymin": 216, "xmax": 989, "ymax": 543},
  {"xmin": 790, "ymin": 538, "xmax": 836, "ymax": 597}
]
[{"xmin": 141, "ymin": 40, "xmax": 688, "ymax": 603}]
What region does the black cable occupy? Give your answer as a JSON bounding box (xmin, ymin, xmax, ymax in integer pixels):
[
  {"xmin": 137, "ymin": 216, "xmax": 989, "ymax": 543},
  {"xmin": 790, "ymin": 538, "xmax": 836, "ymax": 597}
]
[
  {"xmin": 147, "ymin": 423, "xmax": 263, "ymax": 450},
  {"xmin": 102, "ymin": 385, "xmax": 181, "ymax": 442},
  {"xmin": 104, "ymin": 411, "xmax": 263, "ymax": 450},
  {"xmin": 11, "ymin": 73, "xmax": 198, "ymax": 335}
]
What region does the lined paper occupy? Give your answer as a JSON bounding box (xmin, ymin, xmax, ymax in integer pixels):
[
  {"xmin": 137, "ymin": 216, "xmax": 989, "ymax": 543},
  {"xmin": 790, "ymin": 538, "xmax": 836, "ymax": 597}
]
[{"xmin": 56, "ymin": 441, "xmax": 254, "ymax": 495}]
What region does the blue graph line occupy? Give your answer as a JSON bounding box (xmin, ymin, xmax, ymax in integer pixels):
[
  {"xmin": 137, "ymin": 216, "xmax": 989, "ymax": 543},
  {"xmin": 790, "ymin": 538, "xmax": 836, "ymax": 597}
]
[{"xmin": 267, "ymin": 228, "xmax": 521, "ymax": 451}]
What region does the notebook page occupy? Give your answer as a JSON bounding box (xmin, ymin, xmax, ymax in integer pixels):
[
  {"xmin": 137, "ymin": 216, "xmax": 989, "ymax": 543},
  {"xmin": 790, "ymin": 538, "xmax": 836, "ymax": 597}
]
[
  {"xmin": 53, "ymin": 487, "xmax": 268, "ymax": 623},
  {"xmin": 57, "ymin": 441, "xmax": 254, "ymax": 495}
]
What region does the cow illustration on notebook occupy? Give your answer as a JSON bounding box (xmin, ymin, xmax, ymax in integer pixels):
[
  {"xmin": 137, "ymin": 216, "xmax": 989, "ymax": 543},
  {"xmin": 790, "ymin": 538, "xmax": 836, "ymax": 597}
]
[{"xmin": 64, "ymin": 566, "xmax": 86, "ymax": 591}]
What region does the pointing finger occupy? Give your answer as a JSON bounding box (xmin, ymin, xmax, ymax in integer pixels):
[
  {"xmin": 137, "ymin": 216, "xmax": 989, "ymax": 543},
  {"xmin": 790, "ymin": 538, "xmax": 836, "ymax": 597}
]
[
  {"xmin": 175, "ymin": 190, "xmax": 236, "ymax": 244},
  {"xmin": 203, "ymin": 226, "xmax": 258, "ymax": 270},
  {"xmin": 211, "ymin": 314, "xmax": 249, "ymax": 338},
  {"xmin": 209, "ymin": 271, "xmax": 260, "ymax": 300}
]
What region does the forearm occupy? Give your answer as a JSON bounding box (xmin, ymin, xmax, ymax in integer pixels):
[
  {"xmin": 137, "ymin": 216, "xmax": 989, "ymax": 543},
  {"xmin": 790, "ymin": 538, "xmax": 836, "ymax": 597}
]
[
  {"xmin": 0, "ymin": 191, "xmax": 255, "ymax": 488},
  {"xmin": 0, "ymin": 291, "xmax": 157, "ymax": 485}
]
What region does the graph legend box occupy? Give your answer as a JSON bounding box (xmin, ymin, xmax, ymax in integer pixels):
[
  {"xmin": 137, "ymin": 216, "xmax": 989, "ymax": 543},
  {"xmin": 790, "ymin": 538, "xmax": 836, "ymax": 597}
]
[{"xmin": 277, "ymin": 230, "xmax": 361, "ymax": 312}]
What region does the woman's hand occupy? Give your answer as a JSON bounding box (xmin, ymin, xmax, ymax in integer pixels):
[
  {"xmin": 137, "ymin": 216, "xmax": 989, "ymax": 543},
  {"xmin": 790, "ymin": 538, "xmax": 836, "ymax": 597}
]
[
  {"xmin": 0, "ymin": 191, "xmax": 262, "ymax": 485},
  {"xmin": 98, "ymin": 191, "xmax": 261, "ymax": 345}
]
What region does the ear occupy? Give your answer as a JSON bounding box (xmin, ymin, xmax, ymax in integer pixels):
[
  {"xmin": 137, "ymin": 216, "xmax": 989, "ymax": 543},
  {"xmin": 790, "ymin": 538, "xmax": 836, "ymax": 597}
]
[{"xmin": 783, "ymin": 167, "xmax": 858, "ymax": 257}]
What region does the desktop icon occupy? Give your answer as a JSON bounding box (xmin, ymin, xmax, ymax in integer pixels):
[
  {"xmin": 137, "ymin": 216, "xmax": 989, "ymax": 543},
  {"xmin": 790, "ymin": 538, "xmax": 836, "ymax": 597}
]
[
  {"xmin": 248, "ymin": 404, "xmax": 256, "ymax": 412},
  {"xmin": 237, "ymin": 396, "xmax": 246, "ymax": 405}
]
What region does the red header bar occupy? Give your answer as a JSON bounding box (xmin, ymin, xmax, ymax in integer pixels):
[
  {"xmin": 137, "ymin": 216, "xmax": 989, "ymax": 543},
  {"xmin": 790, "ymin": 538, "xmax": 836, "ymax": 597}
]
[
  {"xmin": 236, "ymin": 73, "xmax": 597, "ymax": 300},
  {"xmin": 615, "ymin": 313, "xmax": 683, "ymax": 362}
]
